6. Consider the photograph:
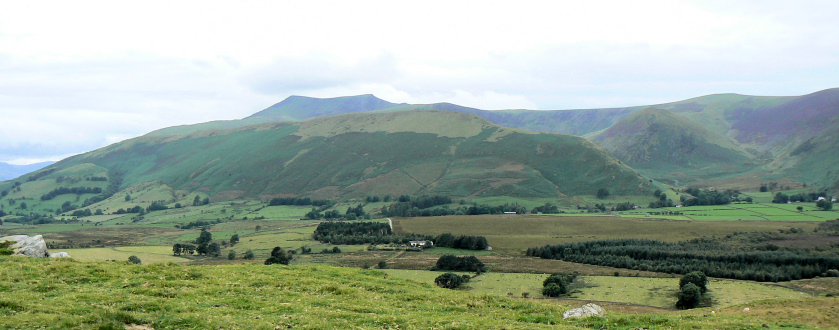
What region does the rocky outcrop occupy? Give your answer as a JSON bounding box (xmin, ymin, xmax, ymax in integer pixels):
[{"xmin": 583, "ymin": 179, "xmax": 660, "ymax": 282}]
[
  {"xmin": 0, "ymin": 235, "xmax": 68, "ymax": 258},
  {"xmin": 563, "ymin": 303, "xmax": 605, "ymax": 319}
]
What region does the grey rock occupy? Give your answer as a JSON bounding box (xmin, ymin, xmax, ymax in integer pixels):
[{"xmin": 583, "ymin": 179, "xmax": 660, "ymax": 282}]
[
  {"xmin": 563, "ymin": 303, "xmax": 606, "ymax": 319},
  {"xmin": 0, "ymin": 235, "xmax": 50, "ymax": 257}
]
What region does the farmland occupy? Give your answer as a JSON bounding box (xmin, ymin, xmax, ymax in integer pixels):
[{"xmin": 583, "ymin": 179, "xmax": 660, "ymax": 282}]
[{"xmin": 2, "ymin": 198, "xmax": 839, "ymax": 329}]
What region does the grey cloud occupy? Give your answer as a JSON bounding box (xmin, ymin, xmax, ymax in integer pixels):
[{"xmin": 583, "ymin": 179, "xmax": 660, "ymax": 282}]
[{"xmin": 241, "ymin": 52, "xmax": 400, "ymax": 95}]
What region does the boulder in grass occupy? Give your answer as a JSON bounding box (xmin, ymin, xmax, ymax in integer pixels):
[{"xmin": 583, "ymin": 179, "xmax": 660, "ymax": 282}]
[
  {"xmin": 562, "ymin": 303, "xmax": 606, "ymax": 319},
  {"xmin": 0, "ymin": 235, "xmax": 58, "ymax": 258}
]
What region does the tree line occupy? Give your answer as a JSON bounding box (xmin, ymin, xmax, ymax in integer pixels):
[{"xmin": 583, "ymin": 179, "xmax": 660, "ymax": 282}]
[
  {"xmin": 268, "ymin": 197, "xmax": 331, "ymax": 207},
  {"xmin": 679, "ymin": 188, "xmax": 736, "ymax": 207},
  {"xmin": 40, "ymin": 187, "xmax": 103, "ymax": 201},
  {"xmin": 527, "ymin": 238, "xmax": 839, "ymax": 282},
  {"xmin": 382, "ymin": 201, "xmax": 526, "ymax": 218},
  {"xmin": 305, "ymin": 204, "xmax": 369, "ymax": 220},
  {"xmin": 312, "ymin": 221, "xmax": 489, "ymax": 250}
]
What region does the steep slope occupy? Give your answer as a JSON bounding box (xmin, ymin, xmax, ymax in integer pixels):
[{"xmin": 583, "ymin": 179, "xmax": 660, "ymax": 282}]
[
  {"xmin": 592, "ymin": 108, "xmax": 754, "ymax": 184},
  {"xmin": 5, "ymin": 111, "xmax": 651, "ymax": 211},
  {"xmin": 730, "ymin": 88, "xmax": 839, "ymax": 150}
]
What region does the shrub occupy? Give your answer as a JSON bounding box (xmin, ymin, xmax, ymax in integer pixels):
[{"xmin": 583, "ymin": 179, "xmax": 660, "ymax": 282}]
[
  {"xmin": 676, "ymin": 283, "xmax": 702, "ymax": 309},
  {"xmin": 265, "ymin": 247, "xmax": 292, "ymax": 265},
  {"xmin": 127, "ymin": 255, "xmax": 141, "ymax": 264},
  {"xmin": 243, "ymin": 250, "xmax": 255, "ymax": 260},
  {"xmin": 542, "ymin": 283, "xmax": 563, "ymax": 297},
  {"xmin": 434, "ymin": 272, "xmax": 464, "ymax": 289},
  {"xmin": 377, "ymin": 260, "xmax": 388, "ymax": 269},
  {"xmin": 227, "ymin": 250, "xmax": 236, "ymax": 260},
  {"xmin": 433, "ymin": 255, "xmax": 487, "ymax": 273},
  {"xmin": 679, "ymin": 271, "xmax": 708, "ymax": 293},
  {"xmin": 542, "ymin": 274, "xmax": 570, "ymax": 296},
  {"xmin": 827, "ymin": 269, "xmax": 839, "ymax": 277}
]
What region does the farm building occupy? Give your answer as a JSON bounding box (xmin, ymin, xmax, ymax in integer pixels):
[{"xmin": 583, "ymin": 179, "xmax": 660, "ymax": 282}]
[{"xmin": 409, "ymin": 240, "xmax": 433, "ymax": 248}]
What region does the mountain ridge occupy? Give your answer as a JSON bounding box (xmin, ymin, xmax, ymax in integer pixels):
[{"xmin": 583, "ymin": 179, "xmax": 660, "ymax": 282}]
[{"xmin": 0, "ymin": 110, "xmax": 653, "ymax": 217}]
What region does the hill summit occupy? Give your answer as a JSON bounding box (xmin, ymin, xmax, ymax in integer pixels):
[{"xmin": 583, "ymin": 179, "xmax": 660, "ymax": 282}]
[{"xmin": 247, "ymin": 94, "xmax": 400, "ymax": 122}]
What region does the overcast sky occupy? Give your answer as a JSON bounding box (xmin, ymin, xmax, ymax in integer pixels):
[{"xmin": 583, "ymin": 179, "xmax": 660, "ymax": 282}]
[{"xmin": 1, "ymin": 1, "xmax": 838, "ymax": 165}]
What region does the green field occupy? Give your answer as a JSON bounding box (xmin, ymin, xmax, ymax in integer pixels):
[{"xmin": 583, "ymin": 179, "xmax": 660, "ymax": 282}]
[
  {"xmin": 62, "ymin": 246, "xmax": 189, "ymax": 264},
  {"xmin": 381, "ymin": 270, "xmax": 811, "ymax": 309},
  {"xmin": 620, "ymin": 202, "xmax": 837, "ymax": 221},
  {"xmin": 573, "ymin": 276, "xmax": 810, "ymax": 309}
]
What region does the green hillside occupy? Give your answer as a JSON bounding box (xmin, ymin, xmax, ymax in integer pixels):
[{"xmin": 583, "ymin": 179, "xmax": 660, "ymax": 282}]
[
  {"xmin": 0, "ymin": 111, "xmax": 651, "ymax": 214},
  {"xmin": 592, "ymin": 108, "xmax": 755, "ymax": 184}
]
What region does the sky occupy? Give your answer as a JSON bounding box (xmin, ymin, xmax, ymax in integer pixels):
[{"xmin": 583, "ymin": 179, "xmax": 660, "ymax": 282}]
[{"xmin": 1, "ymin": 0, "xmax": 838, "ymax": 165}]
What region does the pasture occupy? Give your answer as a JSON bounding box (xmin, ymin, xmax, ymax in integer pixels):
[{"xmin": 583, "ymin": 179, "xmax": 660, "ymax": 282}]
[
  {"xmin": 621, "ymin": 202, "xmax": 837, "ymax": 221},
  {"xmin": 61, "ymin": 246, "xmax": 188, "ymax": 264},
  {"xmin": 380, "ymin": 269, "xmax": 810, "ymax": 309}
]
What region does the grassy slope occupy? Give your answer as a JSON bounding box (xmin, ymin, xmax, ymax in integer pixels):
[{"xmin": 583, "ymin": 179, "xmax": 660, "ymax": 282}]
[
  {"xmin": 0, "ymin": 256, "xmax": 828, "ymax": 329},
  {"xmin": 7, "ymin": 111, "xmax": 650, "ymax": 210},
  {"xmin": 591, "ymin": 108, "xmax": 754, "ymax": 184}
]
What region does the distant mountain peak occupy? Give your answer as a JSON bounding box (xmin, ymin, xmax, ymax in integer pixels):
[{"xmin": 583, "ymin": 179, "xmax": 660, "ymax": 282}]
[{"xmin": 246, "ymin": 94, "xmax": 399, "ymax": 122}]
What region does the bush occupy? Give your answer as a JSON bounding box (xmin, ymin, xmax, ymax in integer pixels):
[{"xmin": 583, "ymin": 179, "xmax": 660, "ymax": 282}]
[
  {"xmin": 377, "ymin": 260, "xmax": 388, "ymax": 269},
  {"xmin": 127, "ymin": 255, "xmax": 142, "ymax": 264},
  {"xmin": 227, "ymin": 250, "xmax": 236, "ymax": 260},
  {"xmin": 433, "ymin": 255, "xmax": 486, "ymax": 272},
  {"xmin": 542, "ymin": 283, "xmax": 563, "ymax": 297},
  {"xmin": 827, "ymin": 269, "xmax": 839, "ymax": 277},
  {"xmin": 243, "ymin": 250, "xmax": 255, "ymax": 260},
  {"xmin": 265, "ymin": 247, "xmax": 292, "ymax": 265},
  {"xmin": 541, "ymin": 273, "xmax": 571, "ymax": 296},
  {"xmin": 679, "ymin": 271, "xmax": 708, "ymax": 293},
  {"xmin": 676, "ymin": 283, "xmax": 702, "ymax": 309},
  {"xmin": 434, "ymin": 272, "xmax": 464, "ymax": 289}
]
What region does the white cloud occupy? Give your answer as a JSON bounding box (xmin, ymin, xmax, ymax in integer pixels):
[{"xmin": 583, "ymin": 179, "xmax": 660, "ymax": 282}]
[{"xmin": 1, "ymin": 0, "xmax": 838, "ymax": 163}]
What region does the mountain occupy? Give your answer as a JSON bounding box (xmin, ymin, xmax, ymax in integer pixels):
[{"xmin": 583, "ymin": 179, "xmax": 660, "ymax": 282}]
[
  {"xmin": 0, "ymin": 111, "xmax": 652, "ymax": 215},
  {"xmin": 0, "ymin": 161, "xmax": 54, "ymax": 181},
  {"xmin": 591, "ymin": 108, "xmax": 754, "ymax": 184},
  {"xmin": 247, "ymin": 94, "xmax": 401, "ymax": 122}
]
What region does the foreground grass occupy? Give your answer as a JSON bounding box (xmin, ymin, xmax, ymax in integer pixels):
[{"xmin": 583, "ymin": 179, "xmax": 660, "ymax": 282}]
[{"xmin": 0, "ymin": 257, "xmax": 817, "ymax": 329}]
